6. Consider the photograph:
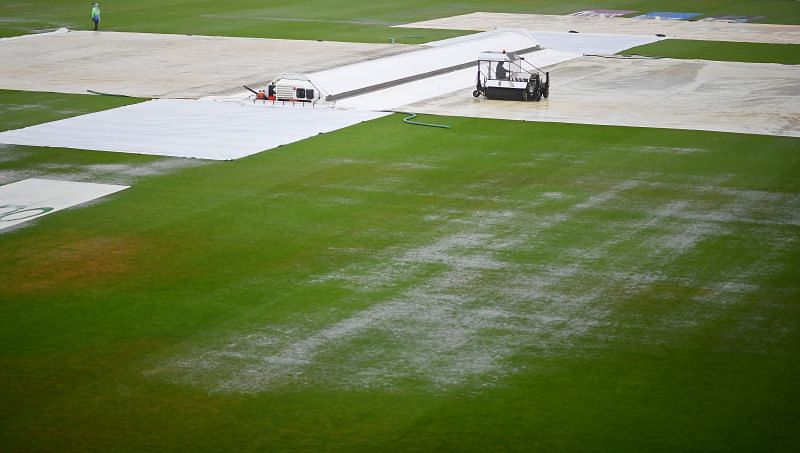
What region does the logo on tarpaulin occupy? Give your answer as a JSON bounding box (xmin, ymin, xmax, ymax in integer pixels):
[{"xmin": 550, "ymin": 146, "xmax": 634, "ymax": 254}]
[{"xmin": 0, "ymin": 204, "xmax": 54, "ymax": 222}]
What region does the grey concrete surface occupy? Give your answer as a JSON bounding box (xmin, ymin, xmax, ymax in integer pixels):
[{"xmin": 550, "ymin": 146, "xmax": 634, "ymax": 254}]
[
  {"xmin": 0, "ymin": 30, "xmax": 412, "ymax": 98},
  {"xmin": 399, "ymin": 56, "xmax": 800, "ymax": 137}
]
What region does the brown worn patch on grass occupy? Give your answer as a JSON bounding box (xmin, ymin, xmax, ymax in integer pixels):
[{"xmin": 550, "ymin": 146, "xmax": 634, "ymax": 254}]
[{"xmin": 1, "ymin": 236, "xmax": 151, "ymax": 295}]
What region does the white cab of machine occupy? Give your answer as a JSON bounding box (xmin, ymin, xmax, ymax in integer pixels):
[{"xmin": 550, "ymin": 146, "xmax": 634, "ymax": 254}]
[
  {"xmin": 478, "ymin": 51, "xmax": 529, "ymax": 81},
  {"xmin": 273, "ymin": 73, "xmax": 322, "ymax": 102}
]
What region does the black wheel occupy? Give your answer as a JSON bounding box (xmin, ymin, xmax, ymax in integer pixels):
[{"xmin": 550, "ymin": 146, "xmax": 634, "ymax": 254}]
[
  {"xmin": 473, "ymin": 90, "xmax": 480, "ymax": 98},
  {"xmin": 531, "ymin": 74, "xmax": 542, "ymax": 102},
  {"xmin": 542, "ymin": 72, "xmax": 550, "ymax": 99}
]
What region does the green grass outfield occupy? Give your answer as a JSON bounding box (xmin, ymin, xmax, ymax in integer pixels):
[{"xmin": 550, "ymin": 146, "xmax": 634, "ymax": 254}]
[
  {"xmin": 2, "ymin": 0, "xmax": 800, "ymax": 40},
  {"xmin": 0, "ymin": 90, "xmax": 144, "ymax": 131},
  {"xmin": 1, "ymin": 90, "xmax": 799, "ymax": 450},
  {"xmin": 2, "ymin": 0, "xmax": 800, "ymax": 450},
  {"xmin": 623, "ymin": 40, "xmax": 800, "ymax": 64}
]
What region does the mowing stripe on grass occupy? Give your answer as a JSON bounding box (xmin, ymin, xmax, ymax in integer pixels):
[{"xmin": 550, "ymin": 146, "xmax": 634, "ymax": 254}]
[{"xmin": 151, "ymin": 174, "xmax": 799, "ymax": 393}]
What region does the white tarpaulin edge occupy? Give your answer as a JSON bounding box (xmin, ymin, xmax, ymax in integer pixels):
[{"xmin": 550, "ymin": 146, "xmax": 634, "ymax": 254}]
[
  {"xmin": 529, "ymin": 31, "xmax": 664, "ymax": 55},
  {"xmin": 425, "ymin": 30, "xmax": 664, "ymax": 55}
]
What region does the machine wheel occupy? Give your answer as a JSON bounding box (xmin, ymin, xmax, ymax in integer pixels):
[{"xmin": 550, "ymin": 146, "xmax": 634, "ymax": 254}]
[
  {"xmin": 473, "ymin": 90, "xmax": 481, "ymax": 98},
  {"xmin": 526, "ymin": 74, "xmax": 540, "ymax": 102},
  {"xmin": 533, "ymin": 85, "xmax": 542, "ymax": 102},
  {"xmin": 531, "ymin": 75, "xmax": 542, "ymax": 102},
  {"xmin": 542, "ymin": 72, "xmax": 550, "ymax": 99}
]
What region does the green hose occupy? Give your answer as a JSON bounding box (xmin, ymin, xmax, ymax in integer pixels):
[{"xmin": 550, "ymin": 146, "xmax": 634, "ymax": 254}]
[
  {"xmin": 402, "ymin": 113, "xmax": 450, "ymax": 129},
  {"xmin": 87, "ymin": 89, "xmax": 133, "ymax": 98}
]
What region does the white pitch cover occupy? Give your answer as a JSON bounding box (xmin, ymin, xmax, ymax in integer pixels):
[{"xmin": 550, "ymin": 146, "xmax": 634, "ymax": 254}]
[
  {"xmin": 0, "ymin": 178, "xmax": 128, "ymax": 230},
  {"xmin": 0, "ymin": 100, "xmax": 390, "ymax": 160}
]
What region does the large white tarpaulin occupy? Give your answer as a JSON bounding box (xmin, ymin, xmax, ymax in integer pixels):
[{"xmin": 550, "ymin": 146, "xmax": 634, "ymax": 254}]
[
  {"xmin": 309, "ymin": 29, "xmax": 541, "ymax": 99},
  {"xmin": 0, "ymin": 178, "xmax": 128, "ymax": 230},
  {"xmin": 0, "ymin": 99, "xmax": 390, "ymax": 160}
]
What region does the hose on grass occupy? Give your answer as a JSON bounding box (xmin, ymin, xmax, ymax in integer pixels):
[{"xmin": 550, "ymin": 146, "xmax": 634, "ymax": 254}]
[
  {"xmin": 402, "ymin": 113, "xmax": 450, "ymax": 129},
  {"xmin": 86, "ymin": 89, "xmax": 134, "ymax": 97}
]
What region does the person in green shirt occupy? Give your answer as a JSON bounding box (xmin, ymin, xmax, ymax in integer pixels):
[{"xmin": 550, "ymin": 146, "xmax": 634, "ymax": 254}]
[{"xmin": 91, "ymin": 3, "xmax": 100, "ymax": 31}]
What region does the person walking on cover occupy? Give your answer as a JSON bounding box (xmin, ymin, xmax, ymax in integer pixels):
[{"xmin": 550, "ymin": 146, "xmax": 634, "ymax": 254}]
[{"xmin": 91, "ymin": 3, "xmax": 100, "ymax": 31}]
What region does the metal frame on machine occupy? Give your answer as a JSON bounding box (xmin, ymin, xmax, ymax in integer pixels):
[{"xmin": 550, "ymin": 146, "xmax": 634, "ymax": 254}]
[{"xmin": 473, "ymin": 51, "xmax": 549, "ymax": 101}]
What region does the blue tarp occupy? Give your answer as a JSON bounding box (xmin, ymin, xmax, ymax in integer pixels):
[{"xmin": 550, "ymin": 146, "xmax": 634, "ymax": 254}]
[{"xmin": 635, "ymin": 12, "xmax": 702, "ymax": 21}]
